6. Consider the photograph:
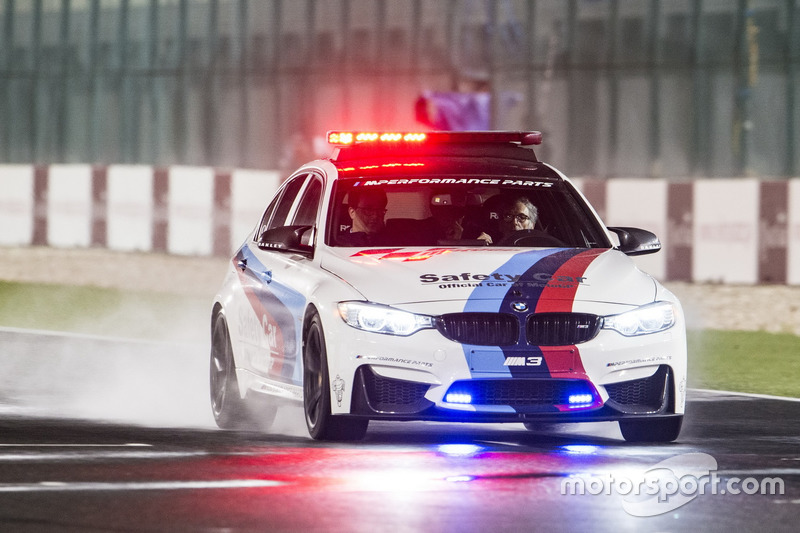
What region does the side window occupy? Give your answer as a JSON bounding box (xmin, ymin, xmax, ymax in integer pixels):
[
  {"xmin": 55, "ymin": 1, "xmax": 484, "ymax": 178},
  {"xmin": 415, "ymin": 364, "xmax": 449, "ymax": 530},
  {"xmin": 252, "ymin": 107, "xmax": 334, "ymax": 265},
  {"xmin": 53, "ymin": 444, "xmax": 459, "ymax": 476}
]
[
  {"xmin": 256, "ymin": 174, "xmax": 307, "ymax": 240},
  {"xmin": 257, "ymin": 194, "xmax": 281, "ymax": 241},
  {"xmin": 270, "ymin": 174, "xmax": 307, "ymax": 230},
  {"xmin": 291, "ymin": 177, "xmax": 323, "ymax": 227}
]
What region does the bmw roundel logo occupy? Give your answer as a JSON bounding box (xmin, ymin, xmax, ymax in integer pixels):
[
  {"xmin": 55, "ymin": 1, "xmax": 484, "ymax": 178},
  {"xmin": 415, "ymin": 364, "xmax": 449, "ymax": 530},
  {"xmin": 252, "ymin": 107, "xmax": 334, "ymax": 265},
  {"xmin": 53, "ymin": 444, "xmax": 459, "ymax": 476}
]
[{"xmin": 511, "ymin": 301, "xmax": 528, "ymax": 313}]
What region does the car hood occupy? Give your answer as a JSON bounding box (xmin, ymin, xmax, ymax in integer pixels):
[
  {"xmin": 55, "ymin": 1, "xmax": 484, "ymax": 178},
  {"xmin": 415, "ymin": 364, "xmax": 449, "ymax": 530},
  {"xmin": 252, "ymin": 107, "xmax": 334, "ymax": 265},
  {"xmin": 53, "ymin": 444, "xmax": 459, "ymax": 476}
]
[{"xmin": 320, "ymin": 246, "xmax": 656, "ymax": 308}]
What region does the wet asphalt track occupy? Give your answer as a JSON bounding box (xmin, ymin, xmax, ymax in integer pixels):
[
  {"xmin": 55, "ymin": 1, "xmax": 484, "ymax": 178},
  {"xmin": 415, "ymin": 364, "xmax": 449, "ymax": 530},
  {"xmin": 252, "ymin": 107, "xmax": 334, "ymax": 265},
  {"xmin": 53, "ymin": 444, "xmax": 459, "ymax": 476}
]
[{"xmin": 1, "ymin": 328, "xmax": 799, "ymax": 532}]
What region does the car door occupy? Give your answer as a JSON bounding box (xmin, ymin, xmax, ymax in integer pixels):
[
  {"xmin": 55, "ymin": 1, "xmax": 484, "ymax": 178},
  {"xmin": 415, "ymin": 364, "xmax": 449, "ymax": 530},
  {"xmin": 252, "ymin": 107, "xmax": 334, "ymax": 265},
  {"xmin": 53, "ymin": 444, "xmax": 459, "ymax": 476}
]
[{"xmin": 240, "ymin": 172, "xmax": 324, "ymax": 386}]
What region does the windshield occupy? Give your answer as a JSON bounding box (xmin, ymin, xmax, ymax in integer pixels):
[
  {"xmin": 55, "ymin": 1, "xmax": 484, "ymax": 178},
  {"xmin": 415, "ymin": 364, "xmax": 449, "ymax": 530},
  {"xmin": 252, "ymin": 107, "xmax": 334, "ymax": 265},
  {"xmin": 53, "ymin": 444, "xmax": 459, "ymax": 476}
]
[{"xmin": 327, "ymin": 177, "xmax": 611, "ymax": 248}]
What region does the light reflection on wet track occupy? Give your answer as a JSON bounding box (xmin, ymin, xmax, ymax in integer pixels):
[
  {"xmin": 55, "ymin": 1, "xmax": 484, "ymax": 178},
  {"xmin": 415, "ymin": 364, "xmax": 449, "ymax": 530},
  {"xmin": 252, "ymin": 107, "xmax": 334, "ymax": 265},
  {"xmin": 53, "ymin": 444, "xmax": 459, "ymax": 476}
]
[{"xmin": 1, "ymin": 329, "xmax": 799, "ymax": 531}]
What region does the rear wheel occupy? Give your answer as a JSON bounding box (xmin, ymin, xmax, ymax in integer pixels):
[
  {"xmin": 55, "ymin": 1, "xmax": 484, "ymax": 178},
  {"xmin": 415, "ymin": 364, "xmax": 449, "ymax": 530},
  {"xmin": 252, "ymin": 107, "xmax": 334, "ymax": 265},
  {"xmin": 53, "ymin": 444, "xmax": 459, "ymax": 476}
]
[
  {"xmin": 303, "ymin": 313, "xmax": 368, "ymax": 441},
  {"xmin": 619, "ymin": 417, "xmax": 683, "ymax": 443},
  {"xmin": 210, "ymin": 312, "xmax": 249, "ymax": 429}
]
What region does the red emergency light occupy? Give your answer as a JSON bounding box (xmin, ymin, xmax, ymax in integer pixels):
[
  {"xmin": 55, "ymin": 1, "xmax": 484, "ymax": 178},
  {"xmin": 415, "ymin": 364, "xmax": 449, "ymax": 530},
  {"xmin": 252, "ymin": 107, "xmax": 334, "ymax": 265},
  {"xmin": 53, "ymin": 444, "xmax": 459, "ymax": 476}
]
[
  {"xmin": 327, "ymin": 130, "xmax": 543, "ymax": 146},
  {"xmin": 328, "ymin": 132, "xmax": 427, "ymax": 145}
]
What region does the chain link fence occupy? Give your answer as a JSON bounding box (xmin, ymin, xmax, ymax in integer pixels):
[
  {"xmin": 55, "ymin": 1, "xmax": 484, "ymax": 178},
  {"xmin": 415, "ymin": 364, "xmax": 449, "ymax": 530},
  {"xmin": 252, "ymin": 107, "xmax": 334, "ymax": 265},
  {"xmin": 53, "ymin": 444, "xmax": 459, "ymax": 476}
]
[{"xmin": 1, "ymin": 0, "xmax": 798, "ymax": 177}]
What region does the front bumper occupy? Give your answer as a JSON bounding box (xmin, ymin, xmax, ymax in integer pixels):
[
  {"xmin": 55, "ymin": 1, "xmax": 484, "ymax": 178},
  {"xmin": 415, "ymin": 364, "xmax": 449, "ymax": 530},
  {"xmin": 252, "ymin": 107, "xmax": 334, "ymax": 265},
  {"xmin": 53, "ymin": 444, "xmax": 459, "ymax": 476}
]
[{"xmin": 349, "ymin": 363, "xmax": 679, "ymax": 423}]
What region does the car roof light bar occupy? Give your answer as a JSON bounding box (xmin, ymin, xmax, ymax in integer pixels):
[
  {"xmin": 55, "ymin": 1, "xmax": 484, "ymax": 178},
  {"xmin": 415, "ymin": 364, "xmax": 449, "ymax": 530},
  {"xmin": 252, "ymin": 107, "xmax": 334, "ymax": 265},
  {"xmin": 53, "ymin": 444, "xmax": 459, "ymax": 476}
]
[{"xmin": 327, "ymin": 130, "xmax": 543, "ymax": 146}]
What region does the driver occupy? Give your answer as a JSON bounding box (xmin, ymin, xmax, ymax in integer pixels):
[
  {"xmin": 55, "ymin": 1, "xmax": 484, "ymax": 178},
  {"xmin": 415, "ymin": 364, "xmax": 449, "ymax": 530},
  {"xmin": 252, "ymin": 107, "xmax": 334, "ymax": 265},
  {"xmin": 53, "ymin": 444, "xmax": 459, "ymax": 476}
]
[{"xmin": 338, "ymin": 188, "xmax": 388, "ymax": 246}]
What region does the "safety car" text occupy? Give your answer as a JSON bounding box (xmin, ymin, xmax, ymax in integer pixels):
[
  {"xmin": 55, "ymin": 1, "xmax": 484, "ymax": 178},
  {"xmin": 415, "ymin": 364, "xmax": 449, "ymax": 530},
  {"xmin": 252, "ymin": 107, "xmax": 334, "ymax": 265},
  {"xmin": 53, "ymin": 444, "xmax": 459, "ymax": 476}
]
[{"xmin": 420, "ymin": 272, "xmax": 587, "ymax": 284}]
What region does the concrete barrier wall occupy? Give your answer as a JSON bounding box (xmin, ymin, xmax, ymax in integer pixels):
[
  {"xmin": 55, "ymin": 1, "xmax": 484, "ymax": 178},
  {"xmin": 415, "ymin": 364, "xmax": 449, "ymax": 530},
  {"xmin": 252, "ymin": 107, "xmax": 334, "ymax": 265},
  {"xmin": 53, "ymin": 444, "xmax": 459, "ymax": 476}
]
[
  {"xmin": 1, "ymin": 164, "xmax": 798, "ymax": 285},
  {"xmin": 0, "ymin": 166, "xmax": 34, "ymax": 246},
  {"xmin": 107, "ymin": 165, "xmax": 154, "ymax": 253}
]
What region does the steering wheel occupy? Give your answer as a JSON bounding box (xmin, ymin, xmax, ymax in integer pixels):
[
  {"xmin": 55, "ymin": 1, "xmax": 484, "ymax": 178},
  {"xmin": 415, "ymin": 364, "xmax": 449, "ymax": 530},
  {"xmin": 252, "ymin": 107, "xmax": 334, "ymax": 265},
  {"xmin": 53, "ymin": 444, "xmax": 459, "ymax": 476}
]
[{"xmin": 497, "ymin": 229, "xmax": 566, "ymax": 247}]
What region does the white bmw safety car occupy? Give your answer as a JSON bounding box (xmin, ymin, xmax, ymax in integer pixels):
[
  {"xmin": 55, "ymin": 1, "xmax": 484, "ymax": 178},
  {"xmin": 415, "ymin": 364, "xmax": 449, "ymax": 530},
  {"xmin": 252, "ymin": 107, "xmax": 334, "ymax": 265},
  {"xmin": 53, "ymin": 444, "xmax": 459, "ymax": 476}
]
[{"xmin": 210, "ymin": 131, "xmax": 687, "ymax": 442}]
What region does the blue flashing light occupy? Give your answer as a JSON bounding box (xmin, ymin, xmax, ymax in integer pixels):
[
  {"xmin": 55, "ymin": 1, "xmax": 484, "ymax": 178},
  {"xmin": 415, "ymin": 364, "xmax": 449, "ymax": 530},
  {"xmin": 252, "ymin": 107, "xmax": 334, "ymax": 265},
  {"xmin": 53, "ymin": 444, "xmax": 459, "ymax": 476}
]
[
  {"xmin": 568, "ymin": 393, "xmax": 594, "ymax": 406},
  {"xmin": 446, "ymin": 392, "xmax": 472, "ymax": 404}
]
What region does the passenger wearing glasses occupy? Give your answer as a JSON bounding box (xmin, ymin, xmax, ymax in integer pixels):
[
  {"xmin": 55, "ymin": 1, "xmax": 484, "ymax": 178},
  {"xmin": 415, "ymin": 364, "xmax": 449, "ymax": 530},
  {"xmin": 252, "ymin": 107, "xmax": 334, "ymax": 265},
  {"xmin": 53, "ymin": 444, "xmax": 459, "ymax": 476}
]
[
  {"xmin": 501, "ymin": 196, "xmax": 538, "ymax": 234},
  {"xmin": 339, "ymin": 188, "xmax": 389, "ymax": 246},
  {"xmin": 468, "ymin": 194, "xmax": 539, "ymax": 245},
  {"xmin": 494, "ymin": 195, "xmax": 566, "ymax": 247}
]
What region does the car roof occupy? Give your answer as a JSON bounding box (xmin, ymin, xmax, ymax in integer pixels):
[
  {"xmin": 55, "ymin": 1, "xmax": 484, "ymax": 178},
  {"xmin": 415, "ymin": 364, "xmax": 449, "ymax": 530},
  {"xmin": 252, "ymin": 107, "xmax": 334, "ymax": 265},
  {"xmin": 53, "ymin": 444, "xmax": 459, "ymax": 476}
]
[
  {"xmin": 323, "ymin": 130, "xmax": 565, "ymax": 182},
  {"xmin": 330, "ymin": 140, "xmax": 540, "ymax": 162},
  {"xmin": 327, "ymin": 132, "xmax": 567, "ymax": 182}
]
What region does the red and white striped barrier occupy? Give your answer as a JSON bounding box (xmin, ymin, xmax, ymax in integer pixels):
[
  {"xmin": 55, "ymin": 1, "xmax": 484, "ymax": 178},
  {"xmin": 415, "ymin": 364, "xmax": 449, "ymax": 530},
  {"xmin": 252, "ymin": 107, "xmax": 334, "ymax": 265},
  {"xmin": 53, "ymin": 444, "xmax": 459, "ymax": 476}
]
[
  {"xmin": 1, "ymin": 164, "xmax": 798, "ymax": 285},
  {"xmin": 573, "ymin": 177, "xmax": 800, "ymax": 285},
  {"xmin": 0, "ymin": 164, "xmax": 282, "ymax": 258}
]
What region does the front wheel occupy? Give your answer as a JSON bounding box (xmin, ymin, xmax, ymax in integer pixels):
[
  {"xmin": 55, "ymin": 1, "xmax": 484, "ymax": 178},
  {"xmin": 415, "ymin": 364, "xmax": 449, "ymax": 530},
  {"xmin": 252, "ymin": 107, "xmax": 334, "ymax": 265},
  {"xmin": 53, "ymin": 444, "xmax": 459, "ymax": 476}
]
[
  {"xmin": 303, "ymin": 313, "xmax": 368, "ymax": 441},
  {"xmin": 619, "ymin": 417, "xmax": 683, "ymax": 443}
]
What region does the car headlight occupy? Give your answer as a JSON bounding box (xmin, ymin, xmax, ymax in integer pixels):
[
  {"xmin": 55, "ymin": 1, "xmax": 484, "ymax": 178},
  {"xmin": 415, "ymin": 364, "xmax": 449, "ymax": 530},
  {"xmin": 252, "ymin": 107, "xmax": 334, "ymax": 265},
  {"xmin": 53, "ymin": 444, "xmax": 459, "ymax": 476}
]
[
  {"xmin": 602, "ymin": 301, "xmax": 676, "ymax": 336},
  {"xmin": 338, "ymin": 301, "xmax": 434, "ymax": 336}
]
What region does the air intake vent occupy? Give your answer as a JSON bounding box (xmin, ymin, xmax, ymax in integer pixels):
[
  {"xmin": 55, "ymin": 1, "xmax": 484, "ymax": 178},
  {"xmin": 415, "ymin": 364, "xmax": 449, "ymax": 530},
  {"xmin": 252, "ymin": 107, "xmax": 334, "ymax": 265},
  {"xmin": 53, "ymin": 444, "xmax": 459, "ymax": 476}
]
[
  {"xmin": 360, "ymin": 366, "xmax": 431, "ymax": 414},
  {"xmin": 445, "ymin": 379, "xmax": 596, "ymax": 407},
  {"xmin": 605, "ymin": 365, "xmax": 670, "ymax": 414}
]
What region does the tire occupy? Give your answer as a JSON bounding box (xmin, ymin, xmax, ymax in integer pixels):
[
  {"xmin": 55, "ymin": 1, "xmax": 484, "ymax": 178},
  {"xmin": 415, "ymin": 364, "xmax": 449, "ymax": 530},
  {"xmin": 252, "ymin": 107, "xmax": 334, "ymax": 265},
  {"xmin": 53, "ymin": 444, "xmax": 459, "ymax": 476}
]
[
  {"xmin": 210, "ymin": 312, "xmax": 250, "ymax": 429},
  {"xmin": 303, "ymin": 313, "xmax": 368, "ymax": 441},
  {"xmin": 619, "ymin": 416, "xmax": 683, "ymax": 443}
]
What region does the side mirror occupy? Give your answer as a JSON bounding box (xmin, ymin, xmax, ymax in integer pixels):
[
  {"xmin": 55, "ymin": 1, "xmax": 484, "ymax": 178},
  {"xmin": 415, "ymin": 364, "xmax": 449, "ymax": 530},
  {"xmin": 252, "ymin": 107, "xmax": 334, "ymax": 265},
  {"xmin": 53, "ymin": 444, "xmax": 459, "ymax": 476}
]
[
  {"xmin": 607, "ymin": 226, "xmax": 661, "ymax": 256},
  {"xmin": 257, "ymin": 225, "xmax": 314, "ymax": 257}
]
